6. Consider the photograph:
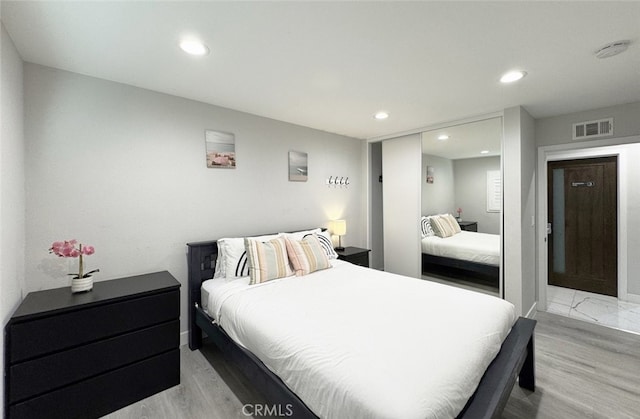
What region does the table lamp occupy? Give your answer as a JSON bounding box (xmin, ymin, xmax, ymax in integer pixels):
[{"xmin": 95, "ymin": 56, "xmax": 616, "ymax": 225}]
[{"xmin": 332, "ymin": 219, "xmax": 346, "ymax": 251}]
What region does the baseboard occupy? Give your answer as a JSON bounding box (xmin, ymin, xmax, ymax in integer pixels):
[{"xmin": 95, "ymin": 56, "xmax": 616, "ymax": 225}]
[
  {"xmin": 180, "ymin": 330, "xmax": 189, "ymax": 347},
  {"xmin": 525, "ymin": 301, "xmax": 537, "ymax": 319},
  {"xmin": 624, "ymin": 293, "xmax": 640, "ymax": 304}
]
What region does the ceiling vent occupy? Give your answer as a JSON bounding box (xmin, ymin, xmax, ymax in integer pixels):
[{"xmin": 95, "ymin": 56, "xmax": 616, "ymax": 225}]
[{"xmin": 572, "ymin": 118, "xmax": 613, "ymax": 140}]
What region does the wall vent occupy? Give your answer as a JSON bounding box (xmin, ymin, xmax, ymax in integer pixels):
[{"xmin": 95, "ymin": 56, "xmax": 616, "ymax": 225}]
[{"xmin": 572, "ymin": 118, "xmax": 613, "ymax": 140}]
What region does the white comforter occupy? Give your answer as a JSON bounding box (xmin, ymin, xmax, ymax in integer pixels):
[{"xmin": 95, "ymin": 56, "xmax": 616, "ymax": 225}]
[
  {"xmin": 202, "ymin": 260, "xmax": 516, "ymax": 419},
  {"xmin": 421, "ymin": 230, "xmax": 500, "ymax": 266}
]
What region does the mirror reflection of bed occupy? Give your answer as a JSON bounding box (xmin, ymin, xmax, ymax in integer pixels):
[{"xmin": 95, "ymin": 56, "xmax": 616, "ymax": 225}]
[{"xmin": 421, "ymin": 117, "xmax": 502, "ymax": 296}]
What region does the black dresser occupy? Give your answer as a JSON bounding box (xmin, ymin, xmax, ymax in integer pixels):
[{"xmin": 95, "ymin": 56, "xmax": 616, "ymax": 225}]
[{"xmin": 4, "ymin": 271, "xmax": 181, "ymax": 419}]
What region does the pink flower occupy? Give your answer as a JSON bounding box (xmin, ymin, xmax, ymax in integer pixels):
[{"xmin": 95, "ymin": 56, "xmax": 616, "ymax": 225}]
[{"xmin": 49, "ymin": 240, "xmax": 98, "ymax": 279}]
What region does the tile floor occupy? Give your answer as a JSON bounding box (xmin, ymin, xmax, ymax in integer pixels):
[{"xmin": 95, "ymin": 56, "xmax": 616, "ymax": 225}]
[{"xmin": 546, "ymin": 285, "xmax": 640, "ymax": 334}]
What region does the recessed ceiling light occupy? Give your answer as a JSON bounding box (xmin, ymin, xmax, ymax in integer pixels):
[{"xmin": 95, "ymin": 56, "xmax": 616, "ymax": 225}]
[
  {"xmin": 480, "ymin": 150, "xmax": 490, "ymax": 154},
  {"xmin": 437, "ymin": 134, "xmax": 449, "ymax": 141},
  {"xmin": 374, "ymin": 111, "xmax": 389, "ymax": 120},
  {"xmin": 179, "ymin": 40, "xmax": 209, "ymax": 56},
  {"xmin": 500, "ymin": 70, "xmax": 527, "ymax": 83}
]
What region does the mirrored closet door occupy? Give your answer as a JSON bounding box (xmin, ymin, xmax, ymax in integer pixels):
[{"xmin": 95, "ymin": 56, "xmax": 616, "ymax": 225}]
[{"xmin": 420, "ymin": 117, "xmax": 503, "ymax": 296}]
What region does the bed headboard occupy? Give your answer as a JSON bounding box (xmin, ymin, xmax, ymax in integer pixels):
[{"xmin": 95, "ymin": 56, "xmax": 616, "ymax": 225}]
[{"xmin": 186, "ymin": 228, "xmax": 325, "ymax": 349}]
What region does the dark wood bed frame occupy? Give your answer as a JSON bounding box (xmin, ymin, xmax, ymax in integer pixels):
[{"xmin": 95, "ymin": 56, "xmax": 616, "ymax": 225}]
[
  {"xmin": 188, "ymin": 236, "xmax": 536, "ymax": 419},
  {"xmin": 422, "ymin": 253, "xmax": 500, "ymax": 284}
]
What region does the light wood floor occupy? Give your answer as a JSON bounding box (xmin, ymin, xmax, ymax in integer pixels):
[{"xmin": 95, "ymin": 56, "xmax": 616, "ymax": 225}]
[{"xmin": 104, "ymin": 311, "xmax": 640, "ymax": 419}]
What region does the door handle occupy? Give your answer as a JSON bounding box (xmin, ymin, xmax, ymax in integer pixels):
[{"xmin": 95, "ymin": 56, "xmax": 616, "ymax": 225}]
[{"xmin": 547, "ymin": 223, "xmax": 552, "ymax": 235}]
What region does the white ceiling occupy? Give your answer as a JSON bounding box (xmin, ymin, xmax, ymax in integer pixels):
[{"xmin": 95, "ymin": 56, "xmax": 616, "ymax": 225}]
[
  {"xmin": 422, "ymin": 117, "xmax": 502, "ymax": 160},
  {"xmin": 2, "ymin": 1, "xmax": 639, "ymax": 140}
]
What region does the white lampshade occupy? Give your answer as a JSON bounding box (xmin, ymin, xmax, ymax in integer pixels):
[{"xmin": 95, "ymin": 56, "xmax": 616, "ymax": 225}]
[{"xmin": 332, "ymin": 219, "xmax": 347, "ymax": 236}]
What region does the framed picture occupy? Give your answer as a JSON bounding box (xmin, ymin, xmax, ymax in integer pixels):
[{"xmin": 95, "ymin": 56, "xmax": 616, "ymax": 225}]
[
  {"xmin": 426, "ymin": 165, "xmax": 434, "ymax": 184},
  {"xmin": 205, "ymin": 130, "xmax": 236, "ymax": 168},
  {"xmin": 288, "ymin": 151, "xmax": 308, "ymax": 182}
]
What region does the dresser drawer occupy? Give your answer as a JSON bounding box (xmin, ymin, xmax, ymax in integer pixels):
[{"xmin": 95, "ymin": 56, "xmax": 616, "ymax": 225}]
[
  {"xmin": 8, "ymin": 289, "xmax": 179, "ymax": 363},
  {"xmin": 9, "ymin": 319, "xmax": 179, "ymax": 403},
  {"xmin": 9, "ymin": 349, "xmax": 180, "ymax": 419}
]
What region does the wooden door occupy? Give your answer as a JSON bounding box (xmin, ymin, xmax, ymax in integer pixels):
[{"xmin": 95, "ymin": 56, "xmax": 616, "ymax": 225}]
[{"xmin": 548, "ymin": 157, "xmax": 617, "ymax": 296}]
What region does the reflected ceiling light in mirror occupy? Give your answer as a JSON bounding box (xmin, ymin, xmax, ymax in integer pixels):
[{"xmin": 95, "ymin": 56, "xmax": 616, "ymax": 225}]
[
  {"xmin": 437, "ymin": 134, "xmax": 449, "ymax": 141},
  {"xmin": 179, "ymin": 39, "xmax": 210, "ymax": 56},
  {"xmin": 374, "ymin": 111, "xmax": 389, "ymax": 120},
  {"xmin": 500, "ymin": 70, "xmax": 527, "ymax": 83}
]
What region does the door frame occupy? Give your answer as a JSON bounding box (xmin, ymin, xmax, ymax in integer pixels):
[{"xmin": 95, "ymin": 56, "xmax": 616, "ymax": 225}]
[{"xmin": 536, "ymin": 135, "xmax": 639, "ymax": 311}]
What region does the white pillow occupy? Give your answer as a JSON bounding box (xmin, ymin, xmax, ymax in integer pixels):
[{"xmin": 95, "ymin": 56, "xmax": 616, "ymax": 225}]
[
  {"xmin": 213, "ymin": 247, "xmax": 225, "ymax": 279},
  {"xmin": 217, "ymin": 234, "xmax": 280, "ymax": 279},
  {"xmin": 280, "ymin": 228, "xmax": 322, "ymax": 240}
]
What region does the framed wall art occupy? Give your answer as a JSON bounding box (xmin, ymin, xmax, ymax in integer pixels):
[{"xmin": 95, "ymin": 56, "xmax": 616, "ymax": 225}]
[
  {"xmin": 205, "ymin": 130, "xmax": 236, "ymax": 168},
  {"xmin": 288, "ymin": 151, "xmax": 308, "ymax": 181}
]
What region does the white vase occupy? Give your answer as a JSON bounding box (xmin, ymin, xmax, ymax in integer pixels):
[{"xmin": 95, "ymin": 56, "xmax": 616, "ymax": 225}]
[{"xmin": 71, "ymin": 274, "xmax": 94, "ymax": 293}]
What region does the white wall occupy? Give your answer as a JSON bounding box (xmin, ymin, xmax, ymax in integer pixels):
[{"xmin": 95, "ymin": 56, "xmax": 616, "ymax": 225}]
[
  {"xmin": 421, "ymin": 154, "xmax": 454, "ymax": 216},
  {"xmin": 536, "ymin": 101, "xmax": 640, "ymax": 146},
  {"xmin": 382, "ymin": 134, "xmax": 421, "ymax": 278},
  {"xmin": 1, "ymin": 22, "xmax": 25, "ymax": 418},
  {"xmin": 624, "ymin": 145, "xmax": 640, "ymax": 295},
  {"xmin": 453, "ymin": 156, "xmax": 501, "ymax": 234},
  {"xmin": 23, "ymin": 64, "xmax": 365, "ymax": 339},
  {"xmin": 503, "ymin": 106, "xmax": 536, "ymax": 317},
  {"xmin": 535, "ymin": 102, "xmax": 640, "ymax": 300}
]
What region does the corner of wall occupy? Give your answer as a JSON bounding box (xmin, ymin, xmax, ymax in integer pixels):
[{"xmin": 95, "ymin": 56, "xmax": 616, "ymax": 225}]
[{"xmin": 1, "ymin": 21, "xmax": 26, "ymax": 419}]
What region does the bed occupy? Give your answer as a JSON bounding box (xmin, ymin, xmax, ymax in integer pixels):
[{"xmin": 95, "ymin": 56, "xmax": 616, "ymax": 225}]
[
  {"xmin": 187, "ymin": 230, "xmax": 535, "ymax": 419},
  {"xmin": 421, "ymin": 216, "xmax": 500, "ymax": 282}
]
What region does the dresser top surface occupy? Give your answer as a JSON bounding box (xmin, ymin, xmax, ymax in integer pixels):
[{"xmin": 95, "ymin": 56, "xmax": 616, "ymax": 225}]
[
  {"xmin": 335, "ymin": 246, "xmax": 370, "ymax": 257},
  {"xmin": 11, "ymin": 271, "xmax": 180, "ymax": 321}
]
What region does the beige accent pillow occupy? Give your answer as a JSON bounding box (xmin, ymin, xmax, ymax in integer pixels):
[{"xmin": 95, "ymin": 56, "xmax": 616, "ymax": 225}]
[
  {"xmin": 430, "ymin": 215, "xmax": 455, "ymax": 238},
  {"xmin": 285, "ymin": 234, "xmax": 331, "ymax": 276},
  {"xmin": 245, "ymin": 237, "xmax": 293, "ymax": 285},
  {"xmin": 443, "ymin": 214, "xmax": 462, "ymax": 234}
]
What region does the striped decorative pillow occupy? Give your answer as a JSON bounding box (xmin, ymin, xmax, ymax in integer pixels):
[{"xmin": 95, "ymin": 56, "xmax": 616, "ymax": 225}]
[
  {"xmin": 281, "ymin": 228, "xmax": 338, "ymax": 259},
  {"xmin": 285, "ymin": 234, "xmax": 331, "ymax": 276},
  {"xmin": 430, "ymin": 215, "xmax": 455, "ymax": 238},
  {"xmin": 421, "ymin": 216, "xmax": 435, "ymax": 237},
  {"xmin": 303, "ymin": 230, "xmax": 338, "ymax": 260},
  {"xmin": 245, "ymin": 237, "xmax": 293, "ymax": 285},
  {"xmin": 444, "ymin": 214, "xmax": 462, "ymax": 234},
  {"xmin": 218, "ymin": 234, "xmax": 280, "ymax": 279}
]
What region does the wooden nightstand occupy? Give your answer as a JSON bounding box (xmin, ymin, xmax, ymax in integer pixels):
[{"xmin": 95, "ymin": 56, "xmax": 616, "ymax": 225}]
[
  {"xmin": 336, "ymin": 246, "xmax": 371, "ymax": 268},
  {"xmin": 4, "ymin": 271, "xmax": 180, "ymax": 419},
  {"xmin": 458, "ymin": 221, "xmax": 478, "ymax": 232}
]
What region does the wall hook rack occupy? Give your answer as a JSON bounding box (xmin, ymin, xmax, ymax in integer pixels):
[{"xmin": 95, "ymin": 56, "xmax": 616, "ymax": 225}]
[{"xmin": 327, "ymin": 176, "xmax": 350, "ymax": 187}]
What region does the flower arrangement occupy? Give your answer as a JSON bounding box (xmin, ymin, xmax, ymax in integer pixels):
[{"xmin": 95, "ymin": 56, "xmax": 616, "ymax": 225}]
[
  {"xmin": 456, "ymin": 207, "xmax": 463, "ymax": 220},
  {"xmin": 49, "ymin": 240, "xmax": 99, "ymax": 279}
]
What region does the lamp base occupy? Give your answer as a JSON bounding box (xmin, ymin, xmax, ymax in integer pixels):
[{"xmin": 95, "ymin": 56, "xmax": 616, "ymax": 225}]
[{"xmin": 335, "ymin": 246, "xmax": 345, "ymax": 251}]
